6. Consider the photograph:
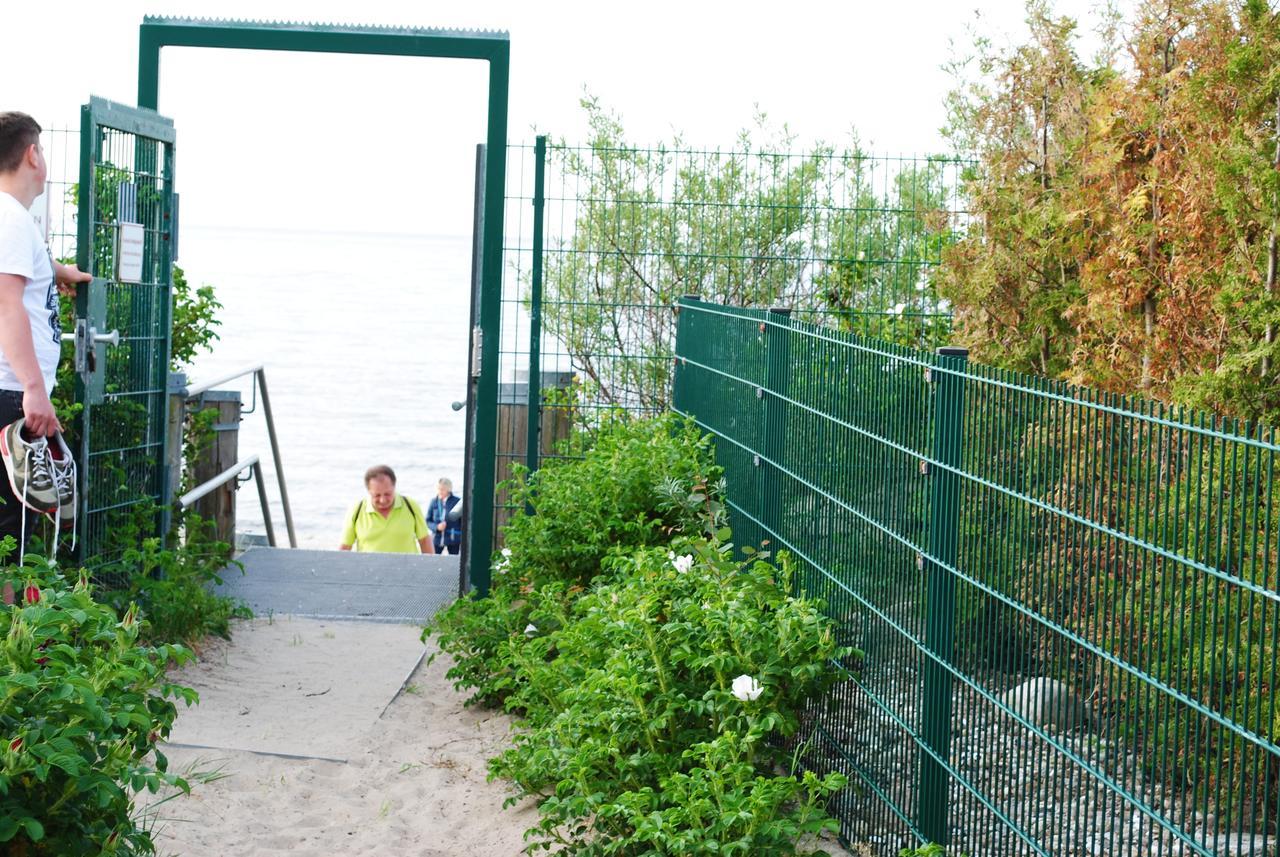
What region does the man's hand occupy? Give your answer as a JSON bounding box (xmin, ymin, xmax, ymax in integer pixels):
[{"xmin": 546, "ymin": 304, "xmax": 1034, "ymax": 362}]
[
  {"xmin": 22, "ymin": 387, "xmax": 58, "ymax": 437},
  {"xmin": 53, "ymin": 262, "xmax": 91, "ymax": 297},
  {"xmin": 436, "ymin": 521, "xmax": 446, "ymax": 532}
]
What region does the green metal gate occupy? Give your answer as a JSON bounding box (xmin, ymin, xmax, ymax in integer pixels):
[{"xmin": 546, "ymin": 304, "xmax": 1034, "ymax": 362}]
[{"xmin": 74, "ymin": 96, "xmax": 176, "ymax": 568}]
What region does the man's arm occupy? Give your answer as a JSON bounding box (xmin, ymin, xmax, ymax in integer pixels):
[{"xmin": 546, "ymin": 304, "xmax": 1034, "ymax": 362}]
[
  {"xmin": 339, "ymin": 543, "xmax": 352, "ymax": 551},
  {"xmin": 419, "ymin": 536, "xmax": 434, "ymax": 554},
  {"xmin": 0, "ymin": 274, "xmax": 55, "ymax": 436}
]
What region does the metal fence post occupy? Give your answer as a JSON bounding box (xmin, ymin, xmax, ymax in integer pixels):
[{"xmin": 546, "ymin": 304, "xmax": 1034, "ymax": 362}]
[
  {"xmin": 671, "ymin": 295, "xmax": 700, "ymax": 412},
  {"xmin": 525, "ymin": 135, "xmax": 548, "ymax": 478},
  {"xmin": 917, "ymin": 345, "xmax": 968, "ymax": 845},
  {"xmin": 763, "ymin": 307, "xmax": 793, "ymax": 541}
]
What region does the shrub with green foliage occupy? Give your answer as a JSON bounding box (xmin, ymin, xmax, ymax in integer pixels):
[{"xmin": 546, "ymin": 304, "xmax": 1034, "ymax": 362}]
[
  {"xmin": 0, "ymin": 557, "xmax": 195, "ymax": 855},
  {"xmin": 489, "ymin": 538, "xmax": 849, "ymax": 854},
  {"xmin": 105, "ymin": 521, "xmax": 251, "ymax": 646},
  {"xmin": 430, "ymin": 414, "xmax": 851, "ymax": 854},
  {"xmin": 503, "ymin": 412, "xmax": 724, "ymax": 587},
  {"xmin": 429, "ymin": 412, "xmax": 723, "ymax": 707}
]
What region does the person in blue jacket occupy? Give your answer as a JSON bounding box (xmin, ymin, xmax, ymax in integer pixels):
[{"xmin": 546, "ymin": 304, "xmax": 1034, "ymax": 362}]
[{"xmin": 426, "ymin": 477, "xmax": 462, "ymax": 555}]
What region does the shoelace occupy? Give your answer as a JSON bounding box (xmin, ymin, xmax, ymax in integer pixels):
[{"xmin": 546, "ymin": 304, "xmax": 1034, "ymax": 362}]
[
  {"xmin": 17, "ymin": 438, "xmax": 49, "ymax": 565},
  {"xmin": 45, "ymin": 447, "xmax": 75, "ymax": 560},
  {"xmin": 25, "ymin": 438, "xmax": 53, "ymax": 490},
  {"xmin": 49, "ymin": 458, "xmax": 74, "ymax": 500},
  {"xmin": 16, "ymin": 439, "xmax": 77, "ymax": 563},
  {"xmin": 48, "ymin": 450, "xmax": 75, "ymax": 554}
]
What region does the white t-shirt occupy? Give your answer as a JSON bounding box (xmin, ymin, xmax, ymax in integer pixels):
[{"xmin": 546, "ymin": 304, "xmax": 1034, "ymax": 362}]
[{"xmin": 0, "ymin": 191, "xmax": 61, "ymax": 394}]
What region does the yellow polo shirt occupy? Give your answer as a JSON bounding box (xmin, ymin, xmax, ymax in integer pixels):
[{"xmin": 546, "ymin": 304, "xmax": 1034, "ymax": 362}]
[{"xmin": 341, "ymin": 494, "xmax": 429, "ymax": 553}]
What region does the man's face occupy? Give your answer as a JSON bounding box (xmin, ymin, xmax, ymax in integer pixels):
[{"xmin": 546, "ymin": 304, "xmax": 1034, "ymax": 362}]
[
  {"xmin": 437, "ymin": 484, "xmax": 450, "ymax": 500},
  {"xmin": 367, "ymin": 475, "xmax": 396, "ymax": 514}
]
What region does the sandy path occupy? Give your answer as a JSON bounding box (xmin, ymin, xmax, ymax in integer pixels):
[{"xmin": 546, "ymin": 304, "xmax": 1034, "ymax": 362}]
[
  {"xmin": 150, "ymin": 616, "xmax": 857, "ymax": 857},
  {"xmin": 151, "ymin": 617, "xmax": 536, "ymax": 856}
]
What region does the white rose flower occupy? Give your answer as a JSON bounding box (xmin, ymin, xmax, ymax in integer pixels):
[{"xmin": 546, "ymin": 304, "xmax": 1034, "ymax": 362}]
[
  {"xmin": 502, "ymin": 548, "xmax": 513, "ymax": 558},
  {"xmin": 731, "ymin": 674, "xmax": 763, "ymax": 702},
  {"xmin": 672, "ymin": 554, "xmax": 694, "ymax": 574},
  {"xmin": 523, "ymin": 623, "xmax": 538, "ymax": 637}
]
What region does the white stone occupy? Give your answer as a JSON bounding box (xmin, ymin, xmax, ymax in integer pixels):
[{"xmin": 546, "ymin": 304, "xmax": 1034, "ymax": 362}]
[{"xmin": 999, "ymin": 677, "xmax": 1094, "ymax": 732}]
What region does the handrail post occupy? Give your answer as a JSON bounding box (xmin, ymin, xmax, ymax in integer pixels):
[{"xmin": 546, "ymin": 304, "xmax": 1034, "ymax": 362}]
[
  {"xmin": 255, "ymin": 367, "xmax": 296, "ymax": 547},
  {"xmin": 253, "ymin": 463, "xmax": 277, "ymax": 548},
  {"xmin": 917, "ymin": 345, "xmax": 969, "ymax": 846}
]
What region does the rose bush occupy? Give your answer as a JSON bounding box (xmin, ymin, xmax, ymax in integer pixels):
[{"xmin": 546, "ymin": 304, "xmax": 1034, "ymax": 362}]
[
  {"xmin": 488, "ymin": 538, "xmax": 850, "ymax": 854},
  {"xmin": 428, "ymin": 412, "xmax": 724, "ymax": 708},
  {"xmin": 429, "ymin": 413, "xmax": 855, "ymax": 853},
  {"xmin": 0, "ymin": 556, "xmax": 196, "ymax": 856}
]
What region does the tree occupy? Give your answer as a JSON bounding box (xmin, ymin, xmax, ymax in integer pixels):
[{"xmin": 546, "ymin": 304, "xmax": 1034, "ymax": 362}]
[
  {"xmin": 941, "ymin": 0, "xmax": 1280, "ymax": 424},
  {"xmin": 535, "ymin": 98, "xmax": 963, "ymax": 411}
]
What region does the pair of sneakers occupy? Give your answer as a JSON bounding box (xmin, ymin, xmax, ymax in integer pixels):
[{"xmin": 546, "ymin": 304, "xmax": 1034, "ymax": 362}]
[{"xmin": 0, "ymin": 418, "xmax": 77, "ymax": 558}]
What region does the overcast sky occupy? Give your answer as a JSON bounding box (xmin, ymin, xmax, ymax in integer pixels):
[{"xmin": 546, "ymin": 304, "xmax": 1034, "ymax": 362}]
[{"xmin": 7, "ymin": 0, "xmax": 1104, "ymax": 235}]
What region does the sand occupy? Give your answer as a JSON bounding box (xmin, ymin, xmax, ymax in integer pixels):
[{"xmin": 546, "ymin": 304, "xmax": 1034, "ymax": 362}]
[
  {"xmin": 150, "ymin": 617, "xmax": 537, "ymax": 856},
  {"xmin": 149, "ymin": 616, "xmax": 856, "ymax": 857}
]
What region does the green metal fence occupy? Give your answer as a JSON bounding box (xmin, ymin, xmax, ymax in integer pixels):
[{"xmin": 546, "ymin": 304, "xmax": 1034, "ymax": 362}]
[
  {"xmin": 672, "ymin": 297, "xmax": 1280, "ymax": 857},
  {"xmin": 497, "ymin": 139, "xmax": 967, "ymax": 538},
  {"xmin": 73, "ymin": 100, "xmax": 177, "ymax": 573}
]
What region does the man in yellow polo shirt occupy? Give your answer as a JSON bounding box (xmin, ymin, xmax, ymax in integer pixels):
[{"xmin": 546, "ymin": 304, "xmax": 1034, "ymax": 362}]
[{"xmin": 338, "ymin": 464, "xmax": 433, "ymax": 554}]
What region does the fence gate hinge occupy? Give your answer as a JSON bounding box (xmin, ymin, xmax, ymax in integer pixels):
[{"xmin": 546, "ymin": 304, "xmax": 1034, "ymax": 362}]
[{"xmin": 471, "ymin": 326, "xmax": 483, "ymax": 379}]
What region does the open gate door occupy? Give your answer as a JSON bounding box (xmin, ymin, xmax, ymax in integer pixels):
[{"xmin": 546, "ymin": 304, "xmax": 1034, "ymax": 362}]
[
  {"xmin": 74, "ymin": 96, "xmax": 177, "ymax": 569},
  {"xmin": 456, "ymin": 143, "xmax": 486, "ymax": 596}
]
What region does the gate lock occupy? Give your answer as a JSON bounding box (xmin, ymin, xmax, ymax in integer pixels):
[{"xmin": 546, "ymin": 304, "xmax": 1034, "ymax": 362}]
[{"xmin": 66, "ymin": 319, "xmax": 121, "ymax": 374}]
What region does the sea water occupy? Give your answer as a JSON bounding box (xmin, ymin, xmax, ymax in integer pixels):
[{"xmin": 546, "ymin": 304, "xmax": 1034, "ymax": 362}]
[{"xmin": 178, "ymin": 225, "xmax": 475, "ymax": 549}]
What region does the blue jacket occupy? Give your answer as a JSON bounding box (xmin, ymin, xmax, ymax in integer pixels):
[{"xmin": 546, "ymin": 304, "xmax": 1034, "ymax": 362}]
[{"xmin": 426, "ymin": 494, "xmax": 462, "ymax": 547}]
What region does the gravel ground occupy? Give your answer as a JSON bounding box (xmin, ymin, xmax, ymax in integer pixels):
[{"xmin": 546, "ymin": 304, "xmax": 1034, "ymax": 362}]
[{"xmin": 804, "ymin": 658, "xmax": 1277, "ymax": 857}]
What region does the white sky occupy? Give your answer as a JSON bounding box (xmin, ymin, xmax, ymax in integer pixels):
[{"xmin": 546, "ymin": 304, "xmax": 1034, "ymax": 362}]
[{"xmin": 6, "ymin": 0, "xmax": 1105, "ymax": 235}]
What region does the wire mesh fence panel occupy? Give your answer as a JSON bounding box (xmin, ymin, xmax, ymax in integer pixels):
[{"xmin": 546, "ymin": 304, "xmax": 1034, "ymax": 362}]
[
  {"xmin": 73, "ymin": 101, "xmax": 176, "ymax": 578},
  {"xmin": 672, "ymin": 298, "xmax": 1280, "ymax": 857},
  {"xmin": 496, "ymin": 139, "xmax": 969, "ymax": 542}
]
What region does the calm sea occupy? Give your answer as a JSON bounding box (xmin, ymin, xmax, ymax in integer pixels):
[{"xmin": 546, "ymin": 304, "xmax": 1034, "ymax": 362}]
[{"xmin": 178, "ymin": 225, "xmax": 475, "ymax": 549}]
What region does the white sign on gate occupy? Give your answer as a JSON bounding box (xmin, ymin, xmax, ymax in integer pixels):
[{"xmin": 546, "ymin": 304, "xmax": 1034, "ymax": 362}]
[{"xmin": 117, "ymin": 222, "xmax": 144, "ymax": 284}]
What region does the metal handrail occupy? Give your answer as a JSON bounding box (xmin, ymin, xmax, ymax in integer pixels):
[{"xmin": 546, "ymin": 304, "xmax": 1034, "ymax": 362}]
[
  {"xmin": 175, "ymin": 454, "xmax": 276, "ymax": 547},
  {"xmin": 182, "ymin": 364, "xmax": 296, "ymax": 547},
  {"xmin": 186, "ymin": 362, "xmax": 264, "ymax": 397}
]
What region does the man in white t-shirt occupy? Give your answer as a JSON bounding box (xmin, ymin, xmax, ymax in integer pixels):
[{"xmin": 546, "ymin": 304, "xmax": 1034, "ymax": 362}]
[{"xmin": 0, "ymin": 112, "xmax": 90, "ymax": 569}]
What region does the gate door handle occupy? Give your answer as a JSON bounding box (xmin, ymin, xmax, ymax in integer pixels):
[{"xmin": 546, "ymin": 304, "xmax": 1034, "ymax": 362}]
[
  {"xmin": 68, "ymin": 320, "xmax": 122, "ymax": 374},
  {"xmin": 92, "ymin": 328, "xmax": 120, "ymax": 347}
]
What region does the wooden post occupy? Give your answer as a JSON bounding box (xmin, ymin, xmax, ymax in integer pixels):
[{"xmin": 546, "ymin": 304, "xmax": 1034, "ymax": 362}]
[
  {"xmin": 163, "ymin": 372, "xmax": 186, "ymax": 543},
  {"xmin": 189, "ymin": 390, "xmax": 241, "ymax": 549},
  {"xmin": 493, "ymin": 371, "xmax": 575, "ymax": 547}
]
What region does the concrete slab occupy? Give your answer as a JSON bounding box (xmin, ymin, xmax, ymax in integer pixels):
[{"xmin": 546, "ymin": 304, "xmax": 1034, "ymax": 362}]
[{"xmin": 164, "ymin": 616, "xmax": 426, "ymax": 761}]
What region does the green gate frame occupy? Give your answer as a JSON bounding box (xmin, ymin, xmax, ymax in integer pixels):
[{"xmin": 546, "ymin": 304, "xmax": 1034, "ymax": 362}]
[
  {"xmin": 135, "ymin": 17, "xmax": 508, "ymax": 593},
  {"xmin": 75, "ymin": 96, "xmax": 178, "ymax": 566}
]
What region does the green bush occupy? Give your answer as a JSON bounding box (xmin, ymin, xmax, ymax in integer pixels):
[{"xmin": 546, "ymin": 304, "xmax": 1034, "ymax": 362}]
[
  {"xmin": 429, "ymin": 412, "xmax": 723, "ymax": 707},
  {"xmin": 488, "ymin": 538, "xmax": 849, "ymax": 854},
  {"xmin": 502, "ymin": 411, "xmax": 724, "ymax": 588},
  {"xmin": 0, "ymin": 556, "xmax": 196, "ymax": 855},
  {"xmin": 87, "ymin": 506, "xmax": 250, "ymax": 647},
  {"xmin": 105, "ymin": 523, "xmax": 251, "ymax": 646},
  {"xmin": 429, "ymin": 413, "xmax": 851, "ymax": 853}
]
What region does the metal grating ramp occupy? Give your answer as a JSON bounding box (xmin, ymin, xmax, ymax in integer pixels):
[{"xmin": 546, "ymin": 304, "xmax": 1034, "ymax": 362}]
[{"xmin": 213, "ymin": 547, "xmax": 461, "ymax": 624}]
